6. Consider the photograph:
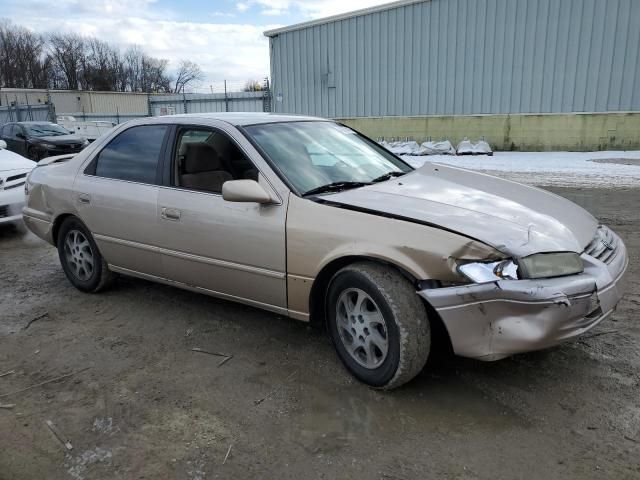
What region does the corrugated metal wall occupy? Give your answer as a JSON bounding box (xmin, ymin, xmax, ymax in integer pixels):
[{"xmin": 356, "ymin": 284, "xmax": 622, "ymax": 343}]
[
  {"xmin": 149, "ymin": 92, "xmax": 266, "ymax": 115},
  {"xmin": 269, "ymin": 0, "xmax": 640, "ymax": 117},
  {"xmin": 1, "ymin": 89, "xmax": 150, "ymax": 114}
]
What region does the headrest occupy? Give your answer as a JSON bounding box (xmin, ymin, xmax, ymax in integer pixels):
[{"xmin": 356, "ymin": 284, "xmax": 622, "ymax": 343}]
[{"xmin": 182, "ymin": 143, "xmax": 222, "ymax": 174}]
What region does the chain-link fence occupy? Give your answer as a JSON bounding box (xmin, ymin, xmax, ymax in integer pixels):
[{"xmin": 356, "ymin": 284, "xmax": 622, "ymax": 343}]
[{"xmin": 0, "ymin": 78, "xmax": 271, "ymax": 127}]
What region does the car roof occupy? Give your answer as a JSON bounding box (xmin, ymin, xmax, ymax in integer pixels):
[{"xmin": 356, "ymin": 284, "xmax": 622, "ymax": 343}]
[{"xmin": 147, "ymin": 112, "xmax": 327, "ymax": 127}]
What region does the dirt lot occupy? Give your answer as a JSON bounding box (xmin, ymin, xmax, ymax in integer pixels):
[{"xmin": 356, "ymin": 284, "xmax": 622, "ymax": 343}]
[{"xmin": 1, "ymin": 186, "xmax": 639, "ymax": 480}]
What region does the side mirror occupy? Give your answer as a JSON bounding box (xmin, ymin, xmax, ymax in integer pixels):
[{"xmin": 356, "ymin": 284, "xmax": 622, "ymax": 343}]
[
  {"xmin": 0, "ymin": 140, "xmax": 6, "ymax": 149},
  {"xmin": 222, "ymin": 179, "xmax": 273, "ymax": 204}
]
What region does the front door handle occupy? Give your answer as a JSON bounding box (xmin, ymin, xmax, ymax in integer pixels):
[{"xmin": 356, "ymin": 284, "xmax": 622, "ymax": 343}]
[
  {"xmin": 77, "ymin": 193, "xmax": 91, "ymax": 204},
  {"xmin": 161, "ymin": 207, "xmax": 181, "ymax": 221}
]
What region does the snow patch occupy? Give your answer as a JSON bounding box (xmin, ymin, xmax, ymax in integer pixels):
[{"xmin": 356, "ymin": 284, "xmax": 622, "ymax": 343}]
[
  {"xmin": 401, "ymin": 151, "xmax": 640, "ymax": 188},
  {"xmin": 66, "ymin": 447, "xmax": 113, "ymax": 480}
]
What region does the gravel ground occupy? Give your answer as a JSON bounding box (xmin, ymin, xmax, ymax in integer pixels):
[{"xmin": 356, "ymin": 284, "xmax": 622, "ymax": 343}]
[{"xmin": 0, "ymin": 185, "xmax": 639, "ymax": 480}]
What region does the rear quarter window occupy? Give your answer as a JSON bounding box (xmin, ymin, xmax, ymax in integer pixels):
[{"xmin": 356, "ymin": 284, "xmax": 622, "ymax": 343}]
[{"xmin": 89, "ymin": 125, "xmax": 168, "ymax": 184}]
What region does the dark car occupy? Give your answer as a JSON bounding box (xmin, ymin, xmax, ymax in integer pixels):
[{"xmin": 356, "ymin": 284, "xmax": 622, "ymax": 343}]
[{"xmin": 0, "ymin": 122, "xmax": 89, "ymax": 161}]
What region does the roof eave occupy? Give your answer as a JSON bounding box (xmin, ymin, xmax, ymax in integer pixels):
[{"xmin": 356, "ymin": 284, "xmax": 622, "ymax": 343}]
[{"xmin": 264, "ymin": 0, "xmax": 429, "ymax": 37}]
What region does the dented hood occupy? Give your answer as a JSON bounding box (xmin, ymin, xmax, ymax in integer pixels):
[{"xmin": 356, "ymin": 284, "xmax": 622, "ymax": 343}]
[{"xmin": 326, "ymin": 163, "xmax": 598, "ymax": 257}]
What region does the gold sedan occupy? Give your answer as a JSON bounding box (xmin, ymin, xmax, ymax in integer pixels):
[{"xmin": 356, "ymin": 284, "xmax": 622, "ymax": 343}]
[{"xmin": 23, "ymin": 114, "xmax": 628, "ymax": 389}]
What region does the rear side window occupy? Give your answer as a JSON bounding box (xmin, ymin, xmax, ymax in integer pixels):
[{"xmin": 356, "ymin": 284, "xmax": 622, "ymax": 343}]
[{"xmin": 92, "ymin": 125, "xmax": 167, "ymax": 184}]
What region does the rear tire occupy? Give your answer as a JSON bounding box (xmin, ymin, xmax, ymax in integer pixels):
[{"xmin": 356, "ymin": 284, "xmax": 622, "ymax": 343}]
[
  {"xmin": 327, "ymin": 261, "xmax": 430, "ymax": 390},
  {"xmin": 57, "ymin": 217, "xmax": 115, "ymax": 293}
]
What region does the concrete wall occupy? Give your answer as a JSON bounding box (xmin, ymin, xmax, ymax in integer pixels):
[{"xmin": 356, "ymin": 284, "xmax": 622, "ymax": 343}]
[{"xmin": 339, "ymin": 112, "xmax": 640, "ymax": 151}]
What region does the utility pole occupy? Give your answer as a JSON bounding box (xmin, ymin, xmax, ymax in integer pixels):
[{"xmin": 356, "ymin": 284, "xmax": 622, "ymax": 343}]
[{"xmin": 224, "ymin": 80, "xmax": 229, "ymax": 112}]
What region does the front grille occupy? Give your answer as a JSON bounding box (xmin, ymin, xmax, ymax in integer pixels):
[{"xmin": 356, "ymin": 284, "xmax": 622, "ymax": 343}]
[
  {"xmin": 6, "ymin": 173, "xmax": 27, "ymax": 182},
  {"xmin": 0, "ymin": 205, "xmax": 7, "ymax": 218},
  {"xmin": 5, "ymin": 181, "xmax": 25, "ymax": 190},
  {"xmin": 585, "ymin": 226, "xmax": 618, "ymax": 264}
]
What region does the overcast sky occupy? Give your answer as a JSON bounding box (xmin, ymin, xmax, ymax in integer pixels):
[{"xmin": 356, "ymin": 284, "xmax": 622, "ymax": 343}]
[{"xmin": 3, "ymin": 0, "xmax": 392, "ymax": 90}]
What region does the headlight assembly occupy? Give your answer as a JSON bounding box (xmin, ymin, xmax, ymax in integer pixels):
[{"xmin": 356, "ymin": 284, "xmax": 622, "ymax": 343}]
[
  {"xmin": 40, "ymin": 143, "xmax": 56, "ymax": 149},
  {"xmin": 518, "ymin": 252, "xmax": 583, "ymax": 279},
  {"xmin": 458, "ymin": 259, "xmax": 519, "ymax": 283},
  {"xmin": 458, "ymin": 252, "xmax": 583, "ymax": 283}
]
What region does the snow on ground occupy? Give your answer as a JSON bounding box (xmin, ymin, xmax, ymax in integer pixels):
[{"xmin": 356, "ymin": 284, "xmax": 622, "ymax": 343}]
[{"xmin": 400, "ymin": 151, "xmax": 640, "ymax": 188}]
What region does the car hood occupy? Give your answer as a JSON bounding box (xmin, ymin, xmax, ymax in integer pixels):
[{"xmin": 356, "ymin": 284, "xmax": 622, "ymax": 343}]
[
  {"xmin": 0, "ymin": 149, "xmax": 35, "ymax": 172},
  {"xmin": 325, "ymin": 163, "xmax": 598, "ymax": 257},
  {"xmin": 33, "ymin": 134, "xmax": 85, "ymax": 144}
]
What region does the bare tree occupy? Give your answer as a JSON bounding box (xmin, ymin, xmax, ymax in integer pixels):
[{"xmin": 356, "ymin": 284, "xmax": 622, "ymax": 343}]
[
  {"xmin": 0, "ymin": 20, "xmax": 50, "ymax": 89},
  {"xmin": 173, "ymin": 59, "xmax": 204, "ymax": 93},
  {"xmin": 48, "ymin": 33, "xmax": 84, "ymax": 89},
  {"xmin": 82, "ymin": 38, "xmax": 120, "ymax": 91},
  {"xmin": 0, "ymin": 19, "xmax": 198, "ymax": 93},
  {"xmin": 243, "ymin": 79, "xmax": 263, "ymax": 92}
]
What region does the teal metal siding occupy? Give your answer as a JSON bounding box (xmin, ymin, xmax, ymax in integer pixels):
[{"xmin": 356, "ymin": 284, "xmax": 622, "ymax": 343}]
[{"xmin": 269, "ymin": 0, "xmax": 640, "ymax": 117}]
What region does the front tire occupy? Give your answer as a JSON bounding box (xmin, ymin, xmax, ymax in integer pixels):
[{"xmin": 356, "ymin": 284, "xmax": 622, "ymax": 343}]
[
  {"xmin": 27, "ymin": 147, "xmax": 41, "ymax": 161},
  {"xmin": 327, "ymin": 262, "xmax": 431, "ymax": 390},
  {"xmin": 57, "ymin": 217, "xmax": 115, "ymax": 292}
]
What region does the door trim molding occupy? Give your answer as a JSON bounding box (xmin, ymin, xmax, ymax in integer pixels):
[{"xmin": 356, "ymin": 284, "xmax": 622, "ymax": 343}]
[{"xmin": 95, "ymin": 233, "xmax": 286, "ymax": 279}]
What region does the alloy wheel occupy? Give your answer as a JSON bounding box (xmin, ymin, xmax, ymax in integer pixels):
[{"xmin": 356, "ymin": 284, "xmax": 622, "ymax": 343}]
[
  {"xmin": 335, "ymin": 288, "xmax": 389, "ymax": 369},
  {"xmin": 63, "ymin": 229, "xmax": 94, "ymax": 281}
]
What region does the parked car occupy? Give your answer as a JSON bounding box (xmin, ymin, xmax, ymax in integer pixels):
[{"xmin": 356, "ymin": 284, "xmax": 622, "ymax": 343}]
[
  {"xmin": 0, "ymin": 121, "xmax": 89, "ymax": 161},
  {"xmin": 0, "ymin": 139, "xmax": 35, "ymax": 225},
  {"xmin": 56, "ymin": 116, "xmax": 116, "ymax": 142},
  {"xmin": 22, "ymin": 114, "xmax": 628, "ymax": 389}
]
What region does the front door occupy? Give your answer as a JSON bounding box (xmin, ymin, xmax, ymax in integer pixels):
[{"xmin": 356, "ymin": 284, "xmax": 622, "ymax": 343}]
[
  {"xmin": 156, "ymin": 124, "xmax": 287, "ymax": 312},
  {"xmin": 7, "ymin": 125, "xmax": 28, "ymax": 156}
]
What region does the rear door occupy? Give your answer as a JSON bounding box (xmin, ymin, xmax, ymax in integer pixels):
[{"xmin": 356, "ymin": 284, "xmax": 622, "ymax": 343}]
[
  {"xmin": 73, "ymin": 124, "xmax": 169, "ymax": 277},
  {"xmin": 155, "ymin": 123, "xmax": 288, "ymax": 312}
]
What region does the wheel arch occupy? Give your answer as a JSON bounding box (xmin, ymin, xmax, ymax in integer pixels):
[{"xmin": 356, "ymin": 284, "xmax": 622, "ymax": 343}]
[
  {"xmin": 52, "ymin": 212, "xmax": 81, "ymax": 245},
  {"xmin": 308, "ymin": 255, "xmax": 454, "ymax": 354}
]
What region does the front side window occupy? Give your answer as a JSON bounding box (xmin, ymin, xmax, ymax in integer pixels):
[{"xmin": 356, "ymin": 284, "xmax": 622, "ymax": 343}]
[
  {"xmin": 243, "ymin": 121, "xmax": 412, "ymax": 195},
  {"xmin": 93, "ymin": 125, "xmax": 167, "ymax": 184},
  {"xmin": 173, "ymin": 127, "xmax": 257, "ymax": 193}
]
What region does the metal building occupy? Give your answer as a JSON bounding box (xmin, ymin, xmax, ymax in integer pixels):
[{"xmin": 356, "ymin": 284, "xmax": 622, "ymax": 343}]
[
  {"xmin": 265, "ymin": 0, "xmax": 640, "ymax": 150},
  {"xmin": 266, "ymin": 0, "xmax": 640, "ymax": 117}
]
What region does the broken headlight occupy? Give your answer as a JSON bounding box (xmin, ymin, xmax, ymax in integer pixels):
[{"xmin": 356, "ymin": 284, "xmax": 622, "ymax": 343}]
[
  {"xmin": 517, "ymin": 252, "xmax": 583, "ymax": 279},
  {"xmin": 457, "ymin": 259, "xmax": 519, "ymax": 283},
  {"xmin": 458, "ymin": 252, "xmax": 583, "ymax": 283}
]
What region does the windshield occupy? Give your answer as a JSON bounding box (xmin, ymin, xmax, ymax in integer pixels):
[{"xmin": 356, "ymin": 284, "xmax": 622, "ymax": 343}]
[
  {"xmin": 244, "ymin": 121, "xmax": 412, "ymax": 195},
  {"xmin": 25, "ymin": 123, "xmax": 71, "ymax": 137}
]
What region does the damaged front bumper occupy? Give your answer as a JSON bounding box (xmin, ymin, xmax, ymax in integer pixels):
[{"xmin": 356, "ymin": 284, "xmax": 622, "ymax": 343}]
[
  {"xmin": 419, "ymin": 237, "xmax": 629, "ymax": 361},
  {"xmin": 0, "ymin": 187, "xmax": 27, "ymax": 224}
]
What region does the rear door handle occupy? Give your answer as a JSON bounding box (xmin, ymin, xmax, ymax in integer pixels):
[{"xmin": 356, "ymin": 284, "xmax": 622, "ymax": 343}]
[
  {"xmin": 161, "ymin": 207, "xmax": 181, "ymax": 221},
  {"xmin": 77, "ymin": 193, "xmax": 91, "ymax": 204}
]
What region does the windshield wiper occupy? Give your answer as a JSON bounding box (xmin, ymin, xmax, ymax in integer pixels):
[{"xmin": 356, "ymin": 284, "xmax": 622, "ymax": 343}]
[
  {"xmin": 371, "ymin": 171, "xmax": 407, "ymax": 183},
  {"xmin": 303, "ymin": 181, "xmax": 371, "ymax": 197}
]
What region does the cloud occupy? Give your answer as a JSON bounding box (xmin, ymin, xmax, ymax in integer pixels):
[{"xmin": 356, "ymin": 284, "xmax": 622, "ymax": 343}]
[
  {"xmin": 247, "ymin": 0, "xmax": 394, "ymax": 18},
  {"xmin": 2, "ymin": 1, "xmax": 278, "ymax": 88},
  {"xmin": 1, "ymin": 0, "xmax": 390, "ymax": 89}
]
